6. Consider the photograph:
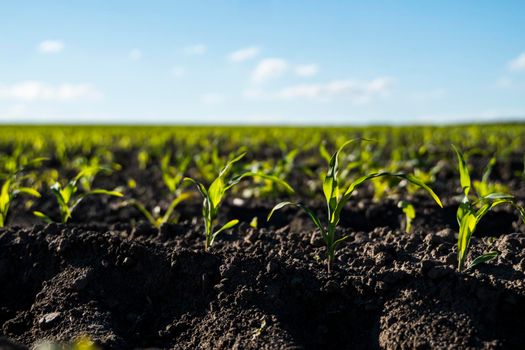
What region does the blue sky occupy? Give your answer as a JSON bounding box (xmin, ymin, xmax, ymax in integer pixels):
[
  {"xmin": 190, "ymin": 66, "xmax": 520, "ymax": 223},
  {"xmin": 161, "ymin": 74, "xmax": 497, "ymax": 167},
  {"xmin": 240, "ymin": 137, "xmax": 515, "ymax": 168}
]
[{"xmin": 1, "ymin": 0, "xmax": 525, "ymax": 125}]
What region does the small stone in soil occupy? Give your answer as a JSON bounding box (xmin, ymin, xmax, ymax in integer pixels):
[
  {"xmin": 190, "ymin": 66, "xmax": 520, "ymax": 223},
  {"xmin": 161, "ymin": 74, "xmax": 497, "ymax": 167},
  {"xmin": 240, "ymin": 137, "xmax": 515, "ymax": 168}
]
[{"xmin": 38, "ymin": 312, "xmax": 61, "ymax": 329}]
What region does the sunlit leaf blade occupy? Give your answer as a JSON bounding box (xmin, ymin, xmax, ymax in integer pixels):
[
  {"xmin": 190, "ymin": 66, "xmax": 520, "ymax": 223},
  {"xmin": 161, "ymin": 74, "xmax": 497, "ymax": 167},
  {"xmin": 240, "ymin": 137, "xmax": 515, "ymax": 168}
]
[
  {"xmin": 452, "ymin": 144, "xmax": 471, "ymax": 197},
  {"xmin": 481, "ymin": 156, "xmax": 496, "ymax": 184},
  {"xmin": 226, "ymin": 172, "xmax": 294, "ymax": 193},
  {"xmin": 482, "ymin": 192, "xmax": 514, "ymax": 200},
  {"xmin": 457, "ymin": 200, "xmax": 470, "ymax": 226},
  {"xmin": 458, "ymin": 212, "xmax": 477, "ymax": 269},
  {"xmin": 319, "ymin": 142, "xmax": 331, "ymax": 164},
  {"xmin": 267, "ymin": 201, "xmax": 324, "ymax": 233},
  {"xmin": 208, "ymin": 177, "xmax": 224, "ymax": 208},
  {"xmin": 323, "ymin": 139, "xmax": 359, "ymax": 215},
  {"xmin": 183, "ymin": 177, "xmax": 208, "ymax": 198},
  {"xmin": 50, "ymin": 183, "xmax": 71, "ymax": 219},
  {"xmin": 16, "ymin": 187, "xmax": 41, "ymax": 198},
  {"xmin": 162, "ymin": 192, "xmax": 193, "ymax": 223},
  {"xmin": 403, "ymin": 174, "xmax": 443, "ymax": 208},
  {"xmin": 336, "ymin": 171, "xmax": 442, "ymax": 228},
  {"xmin": 33, "ymin": 211, "xmax": 53, "ymax": 223},
  {"xmin": 398, "ymin": 201, "xmax": 415, "ymax": 233},
  {"xmin": 87, "ymin": 189, "xmax": 123, "ymax": 197},
  {"xmin": 0, "ymin": 180, "xmax": 11, "ymax": 213},
  {"xmin": 218, "ymin": 152, "xmax": 246, "ymax": 177},
  {"xmin": 333, "ymin": 235, "xmax": 350, "ymax": 250},
  {"xmin": 213, "ymin": 219, "xmax": 239, "ymax": 237}
]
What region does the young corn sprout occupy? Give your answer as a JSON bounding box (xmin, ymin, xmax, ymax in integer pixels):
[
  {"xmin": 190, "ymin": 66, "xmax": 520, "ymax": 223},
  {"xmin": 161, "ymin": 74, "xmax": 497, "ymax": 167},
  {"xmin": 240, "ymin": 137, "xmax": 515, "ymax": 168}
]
[
  {"xmin": 72, "ymin": 156, "xmax": 120, "ymax": 191},
  {"xmin": 0, "ymin": 178, "xmax": 40, "ymax": 227},
  {"xmin": 398, "ymin": 201, "xmax": 415, "ymax": 234},
  {"xmin": 244, "ymin": 147, "xmax": 299, "ymax": 198},
  {"xmin": 0, "ymin": 157, "xmax": 46, "ymax": 227},
  {"xmin": 471, "ymin": 156, "xmax": 509, "ymax": 197},
  {"xmin": 269, "ymin": 139, "xmax": 443, "ymax": 272},
  {"xmin": 452, "ymin": 145, "xmax": 525, "ymax": 272},
  {"xmin": 185, "ymin": 152, "xmax": 293, "ymax": 250},
  {"xmin": 124, "ymin": 153, "xmax": 192, "ymax": 227},
  {"xmin": 34, "ymin": 169, "xmax": 122, "ymax": 223}
]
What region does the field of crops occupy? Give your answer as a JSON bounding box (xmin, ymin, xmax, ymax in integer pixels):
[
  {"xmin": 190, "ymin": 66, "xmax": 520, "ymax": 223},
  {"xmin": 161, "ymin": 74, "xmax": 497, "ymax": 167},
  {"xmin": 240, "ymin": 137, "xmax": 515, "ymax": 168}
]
[{"xmin": 1, "ymin": 124, "xmax": 525, "ymax": 349}]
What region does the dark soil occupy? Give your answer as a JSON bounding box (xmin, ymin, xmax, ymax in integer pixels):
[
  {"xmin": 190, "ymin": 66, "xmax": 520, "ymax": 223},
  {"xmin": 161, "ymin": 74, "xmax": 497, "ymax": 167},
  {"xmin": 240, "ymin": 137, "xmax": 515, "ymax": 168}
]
[
  {"xmin": 1, "ymin": 150, "xmax": 525, "ymax": 349},
  {"xmin": 1, "ymin": 212, "xmax": 525, "ymax": 349}
]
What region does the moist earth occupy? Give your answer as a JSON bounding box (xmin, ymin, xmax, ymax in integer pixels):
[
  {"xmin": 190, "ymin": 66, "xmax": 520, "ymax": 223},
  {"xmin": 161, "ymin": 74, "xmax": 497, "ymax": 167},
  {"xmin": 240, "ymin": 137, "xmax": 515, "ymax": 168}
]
[{"xmin": 1, "ymin": 206, "xmax": 525, "ymax": 349}]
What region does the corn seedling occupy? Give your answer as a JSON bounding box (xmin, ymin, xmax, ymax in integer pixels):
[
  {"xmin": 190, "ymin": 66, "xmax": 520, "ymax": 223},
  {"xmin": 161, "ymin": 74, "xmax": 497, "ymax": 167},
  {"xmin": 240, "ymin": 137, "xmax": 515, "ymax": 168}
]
[
  {"xmin": 0, "ymin": 178, "xmax": 40, "ymax": 227},
  {"xmin": 398, "ymin": 200, "xmax": 415, "ymax": 234},
  {"xmin": 124, "ymin": 153, "xmax": 192, "ymax": 227},
  {"xmin": 73, "ymin": 159, "xmax": 117, "ymax": 192},
  {"xmin": 472, "ymin": 156, "xmax": 509, "ymax": 197},
  {"xmin": 185, "ymin": 152, "xmax": 293, "ymax": 250},
  {"xmin": 269, "ymin": 139, "xmax": 443, "ymax": 272},
  {"xmin": 245, "ymin": 147, "xmax": 299, "ymax": 198},
  {"xmin": 453, "ymin": 145, "xmax": 525, "ymax": 272},
  {"xmin": 34, "ymin": 170, "xmax": 122, "ymax": 223},
  {"xmin": 0, "ymin": 158, "xmax": 46, "ymax": 227}
]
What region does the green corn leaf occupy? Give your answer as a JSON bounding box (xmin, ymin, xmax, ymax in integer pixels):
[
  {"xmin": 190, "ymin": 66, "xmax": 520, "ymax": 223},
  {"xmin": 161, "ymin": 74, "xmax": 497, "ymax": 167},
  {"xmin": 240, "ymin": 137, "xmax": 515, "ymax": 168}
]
[
  {"xmin": 403, "ymin": 174, "xmax": 443, "ymax": 208},
  {"xmin": 207, "ymin": 153, "xmax": 247, "ymax": 209},
  {"xmin": 33, "ymin": 211, "xmax": 53, "ymax": 223},
  {"xmin": 323, "ymin": 139, "xmax": 360, "ymax": 217},
  {"xmin": 218, "ymin": 152, "xmax": 246, "ymax": 177},
  {"xmin": 482, "ymin": 192, "xmax": 514, "ymax": 200},
  {"xmin": 481, "ymin": 156, "xmax": 496, "ymax": 185},
  {"xmin": 456, "ymin": 200, "xmax": 470, "ymax": 226},
  {"xmin": 161, "ymin": 192, "xmax": 193, "ymax": 223},
  {"xmin": 398, "ymin": 201, "xmax": 415, "ymax": 219},
  {"xmin": 335, "ymin": 172, "xmax": 441, "ymax": 227},
  {"xmin": 514, "ymin": 204, "xmax": 525, "ymax": 223},
  {"xmin": 319, "ymin": 142, "xmax": 331, "ymax": 164},
  {"xmin": 452, "ymin": 144, "xmax": 471, "ymax": 197},
  {"xmin": 398, "ymin": 201, "xmax": 415, "ymax": 233},
  {"xmin": 208, "ymin": 177, "xmax": 225, "ymax": 209},
  {"xmin": 458, "ymin": 195, "xmax": 522, "ymax": 272},
  {"xmin": 16, "ymin": 187, "xmax": 41, "ymax": 198},
  {"xmin": 333, "ymin": 235, "xmax": 350, "ymax": 250},
  {"xmin": 467, "ymin": 251, "xmax": 498, "ymax": 271},
  {"xmin": 267, "ymin": 201, "xmax": 324, "ymax": 234},
  {"xmin": 250, "ymin": 216, "xmax": 258, "ymax": 228},
  {"xmin": 50, "ymin": 183, "xmax": 70, "ymax": 214},
  {"xmin": 62, "ymin": 183, "xmax": 78, "ymax": 204},
  {"xmin": 0, "ymin": 180, "xmax": 11, "ymax": 214},
  {"xmin": 126, "ymin": 199, "xmax": 158, "ymax": 227},
  {"xmin": 226, "ymin": 172, "xmax": 294, "ymax": 193},
  {"xmin": 183, "ymin": 177, "xmax": 208, "ymax": 198},
  {"xmin": 457, "ymin": 211, "xmax": 477, "ymax": 268},
  {"xmin": 213, "ymin": 219, "xmax": 239, "ymax": 238},
  {"xmin": 86, "ymin": 189, "xmax": 123, "ymax": 197}
]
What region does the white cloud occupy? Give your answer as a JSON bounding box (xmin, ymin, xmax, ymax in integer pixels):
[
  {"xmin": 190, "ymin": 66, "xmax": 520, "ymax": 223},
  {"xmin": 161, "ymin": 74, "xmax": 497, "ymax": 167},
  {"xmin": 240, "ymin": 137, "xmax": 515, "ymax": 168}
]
[
  {"xmin": 509, "ymin": 52, "xmax": 525, "ymax": 71},
  {"xmin": 200, "ymin": 93, "xmax": 225, "ymax": 104},
  {"xmin": 251, "ymin": 58, "xmax": 288, "ymax": 84},
  {"xmin": 38, "ymin": 40, "xmax": 64, "ymax": 54},
  {"xmin": 244, "ymin": 77, "xmax": 392, "ymax": 104},
  {"xmin": 228, "ymin": 46, "xmax": 261, "ymax": 62},
  {"xmin": 294, "ymin": 64, "xmax": 319, "ymax": 77},
  {"xmin": 171, "ymin": 66, "xmax": 185, "ymax": 77},
  {"xmin": 183, "ymin": 44, "xmax": 207, "ymax": 55},
  {"xmin": 0, "ymin": 81, "xmax": 102, "ymax": 102},
  {"xmin": 129, "ymin": 49, "xmax": 142, "ymax": 61}
]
